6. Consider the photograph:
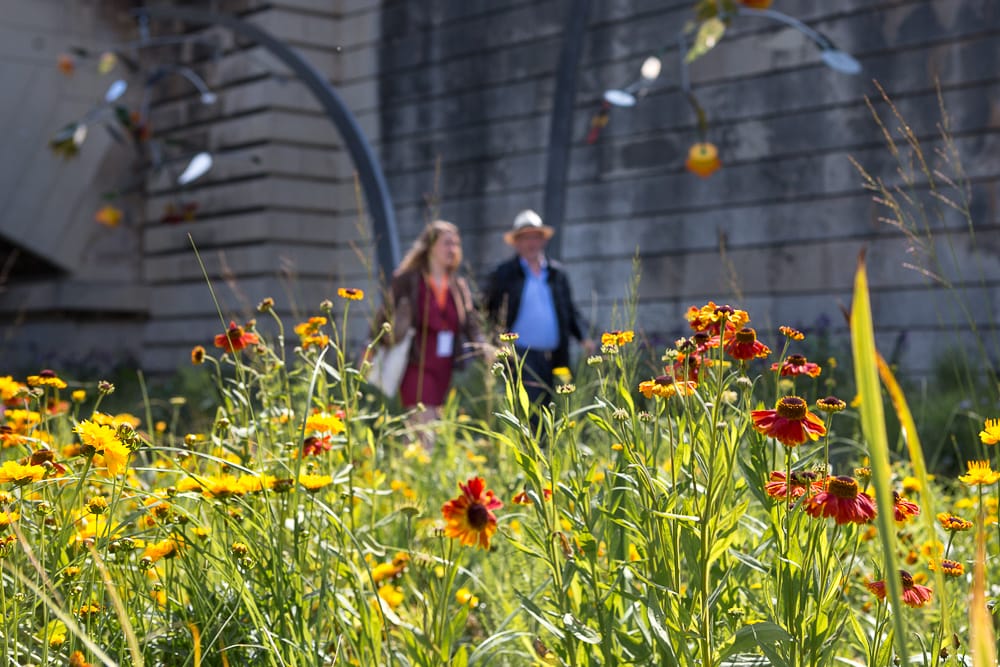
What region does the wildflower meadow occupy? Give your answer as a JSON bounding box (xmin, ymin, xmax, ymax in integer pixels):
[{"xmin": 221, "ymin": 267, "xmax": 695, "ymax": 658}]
[{"xmin": 0, "ymin": 255, "xmax": 998, "ymax": 667}]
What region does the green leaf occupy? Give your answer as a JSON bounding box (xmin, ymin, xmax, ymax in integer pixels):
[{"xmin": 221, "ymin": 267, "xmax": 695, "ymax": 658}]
[
  {"xmin": 517, "ymin": 593, "xmax": 565, "ymax": 640},
  {"xmin": 720, "ymin": 622, "xmax": 793, "ymax": 662},
  {"xmin": 686, "ymin": 17, "xmax": 726, "ymax": 63},
  {"xmin": 562, "ymin": 613, "xmax": 601, "ymax": 644}
]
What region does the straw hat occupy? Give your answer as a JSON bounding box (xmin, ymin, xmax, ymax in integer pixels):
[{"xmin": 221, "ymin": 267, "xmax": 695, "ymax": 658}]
[{"xmin": 503, "ymin": 209, "xmax": 555, "ymax": 245}]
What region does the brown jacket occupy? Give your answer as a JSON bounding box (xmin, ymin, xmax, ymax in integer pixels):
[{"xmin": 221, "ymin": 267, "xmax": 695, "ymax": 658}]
[{"xmin": 376, "ymin": 270, "xmax": 483, "ymax": 365}]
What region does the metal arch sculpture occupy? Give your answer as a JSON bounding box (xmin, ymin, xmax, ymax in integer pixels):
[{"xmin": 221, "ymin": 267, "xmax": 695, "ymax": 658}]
[{"xmin": 135, "ymin": 6, "xmax": 401, "ymax": 280}]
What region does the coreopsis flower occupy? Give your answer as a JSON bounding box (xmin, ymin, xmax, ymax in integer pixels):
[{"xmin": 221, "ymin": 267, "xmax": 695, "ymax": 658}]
[
  {"xmin": 144, "ymin": 537, "xmax": 184, "ymax": 563},
  {"xmin": 86, "ymin": 496, "xmax": 109, "ymax": 515},
  {"xmin": 371, "ymin": 552, "xmax": 409, "ymax": 583},
  {"xmin": 0, "ymin": 511, "xmax": 19, "ymax": 530},
  {"xmin": 685, "ymin": 142, "xmax": 721, "ymax": 178},
  {"xmin": 191, "ymin": 346, "xmax": 206, "ymax": 365},
  {"xmin": 893, "ymin": 492, "xmax": 920, "ymax": 523},
  {"xmin": 0, "ymin": 376, "xmax": 26, "ymax": 405},
  {"xmin": 958, "ymin": 460, "xmax": 1000, "ymax": 487},
  {"xmin": 779, "ymin": 325, "xmax": 805, "ymax": 341},
  {"xmin": 298, "ymin": 474, "xmax": 332, "ymax": 493},
  {"xmin": 772, "ymin": 354, "xmax": 821, "ymax": 378},
  {"xmin": 27, "ymin": 370, "xmax": 67, "ymax": 389},
  {"xmin": 213, "ymin": 321, "xmax": 260, "ymax": 353},
  {"xmin": 337, "ymin": 287, "xmax": 364, "ymax": 301},
  {"xmin": 816, "ymin": 396, "xmax": 847, "ymax": 413},
  {"xmin": 305, "ymin": 412, "xmax": 345, "ymax": 436},
  {"xmin": 441, "ymin": 477, "xmax": 503, "ymax": 550},
  {"xmin": 302, "ymin": 435, "xmax": 333, "ymax": 456},
  {"xmin": 95, "ymin": 205, "xmax": 123, "ymax": 227},
  {"xmin": 751, "ymin": 396, "xmax": 827, "ymax": 447},
  {"xmin": 866, "ymin": 570, "xmax": 932, "ymax": 608},
  {"xmin": 929, "ymin": 558, "xmax": 965, "ymax": 577},
  {"xmin": 804, "ymin": 476, "xmax": 876, "ymax": 525},
  {"xmin": 725, "ymin": 327, "xmax": 771, "ymax": 361},
  {"xmin": 455, "ymin": 587, "xmax": 479, "ymax": 607},
  {"xmin": 0, "ymin": 460, "xmax": 46, "ymax": 486},
  {"xmin": 638, "ymin": 374, "xmax": 698, "ymax": 400},
  {"xmin": 979, "ymin": 418, "xmax": 1000, "ymax": 445},
  {"xmin": 377, "ymin": 584, "xmax": 404, "ymax": 609},
  {"xmin": 601, "ymin": 330, "xmax": 634, "ymax": 347},
  {"xmin": 74, "ymin": 420, "xmax": 130, "ymax": 477},
  {"xmin": 764, "ymin": 470, "xmax": 823, "ymax": 500},
  {"xmin": 553, "ymin": 367, "xmax": 572, "ymax": 384},
  {"xmin": 294, "ymin": 317, "xmax": 327, "ymax": 338},
  {"xmin": 937, "ymin": 512, "xmax": 973, "ymax": 532}
]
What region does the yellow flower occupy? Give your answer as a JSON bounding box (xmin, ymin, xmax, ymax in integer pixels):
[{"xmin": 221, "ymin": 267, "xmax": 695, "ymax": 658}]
[
  {"xmin": 403, "ymin": 443, "xmax": 430, "ymax": 464},
  {"xmin": 455, "ymin": 587, "xmax": 479, "ymax": 608},
  {"xmin": 0, "ymin": 461, "xmax": 46, "ymax": 486},
  {"xmin": 958, "ymin": 460, "xmax": 1000, "ymax": 486},
  {"xmin": 144, "ymin": 537, "xmax": 184, "ymax": 563},
  {"xmin": 94, "ymin": 204, "xmax": 123, "ymax": 228},
  {"xmin": 86, "ymin": 497, "xmax": 108, "ymax": 515},
  {"xmin": 979, "ymin": 418, "xmax": 1000, "ymax": 445},
  {"xmin": 0, "ymin": 511, "xmax": 19, "ymax": 530},
  {"xmin": 601, "ymin": 330, "xmax": 634, "ymax": 347},
  {"xmin": 0, "ymin": 377, "xmax": 26, "ymax": 403},
  {"xmin": 305, "ymin": 413, "xmax": 345, "ymax": 435},
  {"xmin": 628, "ymin": 543, "xmax": 641, "ymax": 561},
  {"xmin": 46, "ymin": 620, "xmax": 67, "ymax": 648},
  {"xmin": 27, "ymin": 372, "xmax": 67, "ymax": 389},
  {"xmin": 553, "ymin": 366, "xmax": 573, "ymax": 383},
  {"xmin": 298, "ymin": 474, "xmax": 332, "ymax": 492},
  {"xmin": 338, "ymin": 287, "xmax": 364, "ymax": 301},
  {"xmin": 71, "ymin": 390, "xmax": 86, "ymax": 403},
  {"xmin": 377, "ymin": 584, "xmax": 403, "ymax": 609}
]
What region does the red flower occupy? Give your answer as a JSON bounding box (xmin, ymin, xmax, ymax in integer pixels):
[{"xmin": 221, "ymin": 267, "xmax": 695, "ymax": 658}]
[
  {"xmin": 302, "ymin": 435, "xmax": 333, "ymax": 457},
  {"xmin": 511, "ymin": 488, "xmax": 552, "ymax": 505},
  {"xmin": 804, "ymin": 476, "xmax": 876, "ymax": 525},
  {"xmin": 771, "ymin": 354, "xmax": 821, "ymax": 378},
  {"xmin": 751, "ymin": 396, "xmax": 827, "ymax": 447},
  {"xmin": 441, "ymin": 477, "xmax": 503, "ymax": 550},
  {"xmin": 892, "ymin": 492, "xmax": 920, "ymax": 523},
  {"xmin": 866, "ymin": 570, "xmax": 933, "ymax": 608},
  {"xmin": 214, "ymin": 321, "xmax": 260, "ymax": 353},
  {"xmin": 764, "ymin": 470, "xmax": 824, "ymax": 500},
  {"xmin": 725, "ymin": 327, "xmax": 771, "ymax": 361}
]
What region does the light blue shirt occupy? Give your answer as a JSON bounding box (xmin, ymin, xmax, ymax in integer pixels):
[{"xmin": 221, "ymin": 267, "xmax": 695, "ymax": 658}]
[{"xmin": 510, "ymin": 257, "xmax": 559, "ymax": 351}]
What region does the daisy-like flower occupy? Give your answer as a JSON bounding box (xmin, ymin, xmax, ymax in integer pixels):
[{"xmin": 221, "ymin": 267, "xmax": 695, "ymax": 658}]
[
  {"xmin": 751, "ymin": 396, "xmax": 827, "ymax": 447},
  {"xmin": 893, "ymin": 492, "xmax": 920, "ymax": 523},
  {"xmin": 74, "ymin": 420, "xmax": 130, "ymax": 477},
  {"xmin": 816, "ymin": 396, "xmax": 847, "ymax": 413},
  {"xmin": 725, "ymin": 327, "xmax": 771, "ymax": 361},
  {"xmin": 294, "ymin": 317, "xmax": 327, "ymax": 337},
  {"xmin": 27, "ymin": 370, "xmax": 67, "ymax": 390},
  {"xmin": 866, "ymin": 570, "xmax": 932, "ymax": 608},
  {"xmin": 638, "ymin": 374, "xmax": 698, "ymax": 400},
  {"xmin": 937, "ymin": 512, "xmax": 973, "ymax": 532},
  {"xmin": 778, "ymin": 325, "xmax": 805, "ymax": 341},
  {"xmin": 0, "ymin": 460, "xmax": 46, "ymax": 486},
  {"xmin": 302, "ymin": 435, "xmax": 333, "ymax": 456},
  {"xmin": 441, "ymin": 477, "xmax": 503, "ymax": 550},
  {"xmin": 455, "ymin": 587, "xmax": 479, "ymax": 607},
  {"xmin": 979, "ymin": 418, "xmax": 1000, "ymax": 445},
  {"xmin": 94, "ymin": 205, "xmax": 123, "ymax": 228},
  {"xmin": 0, "ymin": 511, "xmax": 19, "ymax": 530},
  {"xmin": 213, "ymin": 321, "xmax": 260, "ymax": 353},
  {"xmin": 298, "ymin": 474, "xmax": 332, "ymax": 492},
  {"xmin": 958, "ymin": 460, "xmax": 1000, "ymax": 487},
  {"xmin": 601, "ymin": 330, "xmax": 634, "ymax": 347},
  {"xmin": 371, "ymin": 552, "xmax": 409, "ymax": 583},
  {"xmin": 771, "ymin": 354, "xmax": 821, "ymax": 378},
  {"xmin": 764, "ymin": 470, "xmax": 823, "ymax": 500},
  {"xmin": 929, "ymin": 558, "xmax": 965, "ymax": 577},
  {"xmin": 377, "ymin": 584, "xmax": 403, "ymax": 609},
  {"xmin": 685, "ymin": 302, "xmax": 749, "ymax": 335},
  {"xmin": 191, "ymin": 346, "xmax": 206, "ymax": 365},
  {"xmin": 685, "ymin": 142, "xmax": 721, "ymax": 178},
  {"xmin": 338, "ymin": 287, "xmax": 364, "ymax": 301},
  {"xmin": 144, "ymin": 537, "xmax": 184, "ymax": 563},
  {"xmin": 305, "ymin": 412, "xmax": 345, "ymax": 436},
  {"xmin": 0, "ymin": 376, "xmax": 26, "ymax": 405},
  {"xmin": 804, "ymin": 475, "xmax": 876, "ymax": 525}
]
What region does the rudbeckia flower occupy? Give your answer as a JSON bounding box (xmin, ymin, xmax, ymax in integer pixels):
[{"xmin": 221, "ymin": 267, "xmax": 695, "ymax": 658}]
[
  {"xmin": 685, "ymin": 142, "xmax": 721, "ymax": 178},
  {"xmin": 979, "ymin": 418, "xmax": 1000, "ymax": 445},
  {"xmin": 441, "ymin": 477, "xmax": 503, "ymax": 550},
  {"xmin": 213, "ymin": 321, "xmax": 260, "ymax": 353},
  {"xmin": 638, "ymin": 375, "xmax": 698, "ymax": 400},
  {"xmin": 751, "ymin": 396, "xmax": 826, "ymax": 447},
  {"xmin": 866, "ymin": 570, "xmax": 932, "ymax": 608},
  {"xmin": 892, "ymin": 492, "xmax": 920, "ymax": 523},
  {"xmin": 804, "ymin": 476, "xmax": 876, "ymax": 525},
  {"xmin": 725, "ymin": 327, "xmax": 771, "ymax": 361},
  {"xmin": 771, "ymin": 354, "xmax": 821, "ymax": 378},
  {"xmin": 764, "ymin": 470, "xmax": 823, "ymax": 500},
  {"xmin": 958, "ymin": 460, "xmax": 1000, "ymax": 487}
]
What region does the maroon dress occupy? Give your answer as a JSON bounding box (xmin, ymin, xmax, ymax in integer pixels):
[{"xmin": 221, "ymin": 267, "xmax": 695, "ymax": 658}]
[{"xmin": 399, "ymin": 277, "xmax": 459, "ymax": 407}]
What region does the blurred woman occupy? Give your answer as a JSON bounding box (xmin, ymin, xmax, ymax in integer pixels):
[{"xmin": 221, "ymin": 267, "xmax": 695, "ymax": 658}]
[{"xmin": 379, "ymin": 220, "xmax": 483, "ymax": 449}]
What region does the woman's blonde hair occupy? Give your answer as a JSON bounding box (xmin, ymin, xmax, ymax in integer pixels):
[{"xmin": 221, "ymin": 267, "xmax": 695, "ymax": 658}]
[{"xmin": 394, "ymin": 220, "xmax": 462, "ymax": 276}]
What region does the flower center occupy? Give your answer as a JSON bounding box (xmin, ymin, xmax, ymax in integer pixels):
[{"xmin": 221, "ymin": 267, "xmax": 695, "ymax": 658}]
[
  {"xmin": 787, "ymin": 355, "xmax": 806, "ymax": 365},
  {"xmin": 655, "ymin": 374, "xmax": 676, "ymax": 386},
  {"xmin": 776, "ymin": 396, "xmax": 807, "ymax": 420},
  {"xmin": 899, "ymin": 570, "xmax": 914, "ymax": 589},
  {"xmin": 827, "ymin": 476, "xmax": 859, "ymax": 499},
  {"xmin": 466, "ymin": 502, "xmax": 490, "ymax": 530},
  {"xmin": 734, "ymin": 327, "xmax": 756, "ymax": 343}
]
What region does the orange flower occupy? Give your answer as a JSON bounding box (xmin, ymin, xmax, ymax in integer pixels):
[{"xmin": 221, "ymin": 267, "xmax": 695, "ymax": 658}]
[
  {"xmin": 764, "ymin": 470, "xmax": 823, "ymax": 500},
  {"xmin": 638, "ymin": 375, "xmax": 698, "ymax": 399},
  {"xmin": 441, "ymin": 477, "xmax": 503, "ymax": 550},
  {"xmin": 57, "ymin": 54, "xmax": 75, "ymax": 76},
  {"xmin": 892, "ymin": 492, "xmax": 920, "ymax": 524},
  {"xmin": 937, "ymin": 513, "xmax": 972, "ymax": 532},
  {"xmin": 725, "ymin": 327, "xmax": 770, "ymax": 361},
  {"xmin": 928, "ymin": 558, "xmax": 964, "ymax": 577},
  {"xmin": 95, "ymin": 205, "xmax": 123, "ymax": 228},
  {"xmin": 511, "ymin": 488, "xmax": 552, "ymax": 505},
  {"xmin": 601, "ymin": 330, "xmax": 634, "ymax": 347},
  {"xmin": 213, "ymin": 321, "xmax": 259, "ymax": 353},
  {"xmin": 778, "ymin": 325, "xmax": 805, "ymax": 341},
  {"xmin": 866, "ymin": 570, "xmax": 932, "ymax": 608},
  {"xmin": 751, "ymin": 396, "xmax": 826, "ymax": 447},
  {"xmin": 337, "ymin": 287, "xmax": 364, "ymax": 301},
  {"xmin": 804, "ymin": 476, "xmax": 876, "ymax": 525},
  {"xmin": 302, "ymin": 435, "xmax": 333, "ymax": 457},
  {"xmin": 771, "ymin": 354, "xmax": 821, "ymax": 378},
  {"xmin": 739, "ymin": 0, "xmax": 773, "ymax": 8},
  {"xmin": 685, "ymin": 142, "xmax": 721, "ymax": 178},
  {"xmin": 191, "ymin": 346, "xmax": 206, "ymax": 365}
]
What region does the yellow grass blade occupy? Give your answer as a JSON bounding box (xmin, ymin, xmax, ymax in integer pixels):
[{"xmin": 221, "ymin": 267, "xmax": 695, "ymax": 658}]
[
  {"xmin": 875, "ymin": 355, "xmax": 949, "ymax": 638},
  {"xmin": 850, "ymin": 252, "xmax": 908, "ymax": 663},
  {"xmin": 188, "ymin": 622, "xmax": 202, "ymax": 667},
  {"xmin": 970, "ymin": 516, "xmax": 998, "ymax": 665}
]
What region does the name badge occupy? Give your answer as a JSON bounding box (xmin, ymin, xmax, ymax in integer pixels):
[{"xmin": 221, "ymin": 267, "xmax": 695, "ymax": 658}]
[{"xmin": 436, "ymin": 331, "xmax": 455, "ymax": 357}]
